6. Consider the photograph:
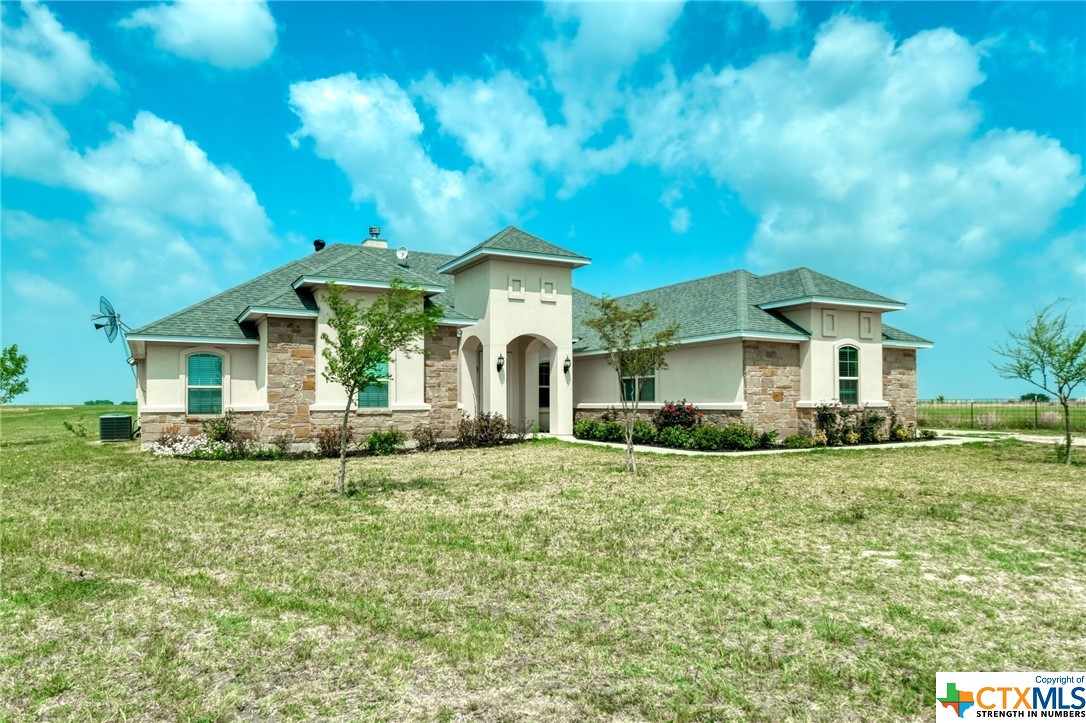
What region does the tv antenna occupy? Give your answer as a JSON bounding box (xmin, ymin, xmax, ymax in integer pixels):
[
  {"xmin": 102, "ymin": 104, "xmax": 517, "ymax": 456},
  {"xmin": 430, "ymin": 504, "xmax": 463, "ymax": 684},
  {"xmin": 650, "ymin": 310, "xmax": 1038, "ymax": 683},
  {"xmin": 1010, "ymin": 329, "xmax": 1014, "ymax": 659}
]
[
  {"xmin": 396, "ymin": 246, "xmax": 409, "ymax": 266},
  {"xmin": 91, "ymin": 296, "xmax": 136, "ymax": 379}
]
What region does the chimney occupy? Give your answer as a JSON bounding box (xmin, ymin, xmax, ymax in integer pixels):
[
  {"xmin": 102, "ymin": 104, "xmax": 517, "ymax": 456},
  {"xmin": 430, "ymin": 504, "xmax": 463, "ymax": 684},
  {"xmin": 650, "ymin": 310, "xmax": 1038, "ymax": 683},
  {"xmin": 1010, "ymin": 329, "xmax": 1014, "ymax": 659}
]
[
  {"xmin": 313, "ymin": 238, "xmax": 326, "ymax": 252},
  {"xmin": 362, "ymin": 226, "xmax": 387, "ymax": 248}
]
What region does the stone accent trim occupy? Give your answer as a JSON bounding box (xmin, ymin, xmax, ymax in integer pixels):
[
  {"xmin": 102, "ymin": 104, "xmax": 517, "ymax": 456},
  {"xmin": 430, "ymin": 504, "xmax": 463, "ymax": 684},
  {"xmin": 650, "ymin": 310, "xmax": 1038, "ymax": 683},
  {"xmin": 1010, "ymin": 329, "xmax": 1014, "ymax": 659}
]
[
  {"xmin": 882, "ymin": 347, "xmax": 918, "ymax": 425},
  {"xmin": 741, "ymin": 341, "xmax": 803, "ymax": 436},
  {"xmin": 424, "ymin": 326, "xmax": 461, "ymax": 437}
]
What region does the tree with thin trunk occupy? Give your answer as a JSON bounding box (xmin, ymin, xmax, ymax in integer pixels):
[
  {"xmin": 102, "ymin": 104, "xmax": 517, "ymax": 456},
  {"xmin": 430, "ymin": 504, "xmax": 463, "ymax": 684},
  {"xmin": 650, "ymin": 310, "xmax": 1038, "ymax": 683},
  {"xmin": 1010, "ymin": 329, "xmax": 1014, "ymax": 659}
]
[
  {"xmin": 321, "ymin": 280, "xmax": 441, "ymax": 491},
  {"xmin": 1, "ymin": 344, "xmax": 29, "ymax": 404},
  {"xmin": 992, "ymin": 302, "xmax": 1086, "ymax": 465},
  {"xmin": 584, "ymin": 296, "xmax": 679, "ymax": 474}
]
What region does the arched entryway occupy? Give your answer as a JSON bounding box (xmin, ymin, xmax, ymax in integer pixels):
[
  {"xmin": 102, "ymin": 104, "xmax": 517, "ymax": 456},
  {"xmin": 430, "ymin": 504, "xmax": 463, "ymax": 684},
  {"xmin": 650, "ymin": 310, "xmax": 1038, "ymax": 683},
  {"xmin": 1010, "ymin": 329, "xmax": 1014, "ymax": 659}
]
[
  {"xmin": 504, "ymin": 334, "xmax": 557, "ymax": 433},
  {"xmin": 460, "ymin": 335, "xmax": 484, "ymax": 417}
]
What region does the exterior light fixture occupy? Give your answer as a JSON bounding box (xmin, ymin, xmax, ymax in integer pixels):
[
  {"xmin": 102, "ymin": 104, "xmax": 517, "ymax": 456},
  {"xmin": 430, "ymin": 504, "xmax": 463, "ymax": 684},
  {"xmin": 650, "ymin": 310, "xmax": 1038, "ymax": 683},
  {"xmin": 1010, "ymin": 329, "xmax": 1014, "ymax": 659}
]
[
  {"xmin": 563, "ymin": 356, "xmax": 572, "ymax": 373},
  {"xmin": 496, "ymin": 353, "xmax": 505, "ymax": 372}
]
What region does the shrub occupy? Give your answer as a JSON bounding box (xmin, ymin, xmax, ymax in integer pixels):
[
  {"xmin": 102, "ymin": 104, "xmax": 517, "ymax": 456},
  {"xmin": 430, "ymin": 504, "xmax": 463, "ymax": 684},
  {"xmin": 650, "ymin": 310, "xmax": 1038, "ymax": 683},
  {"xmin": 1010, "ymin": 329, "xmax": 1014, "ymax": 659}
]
[
  {"xmin": 919, "ymin": 429, "xmax": 938, "ymax": 440},
  {"xmin": 652, "ymin": 400, "xmax": 702, "ymax": 431},
  {"xmin": 857, "ymin": 410, "xmax": 886, "ymax": 444},
  {"xmin": 812, "ymin": 429, "xmax": 829, "ymax": 446},
  {"xmin": 456, "ymin": 415, "xmax": 479, "ymax": 448},
  {"xmin": 63, "ymin": 420, "xmax": 88, "ymax": 438},
  {"xmin": 689, "ymin": 424, "xmax": 725, "ymax": 451},
  {"xmin": 844, "ymin": 431, "xmax": 860, "ymax": 445},
  {"xmin": 757, "ymin": 430, "xmax": 778, "ymax": 449},
  {"xmin": 597, "ymin": 420, "xmax": 626, "ymax": 443},
  {"xmin": 1039, "ymin": 411, "xmax": 1061, "ymax": 428},
  {"xmin": 815, "ymin": 404, "xmax": 843, "ymax": 446},
  {"xmin": 782, "ymin": 434, "xmax": 813, "ymax": 449},
  {"xmin": 270, "ymin": 432, "xmax": 293, "ymax": 453},
  {"xmin": 160, "ymin": 425, "xmax": 183, "ymax": 448},
  {"xmin": 201, "ymin": 411, "xmax": 247, "ymax": 450},
  {"xmin": 412, "ymin": 423, "xmax": 439, "ymax": 452},
  {"xmin": 632, "ymin": 420, "xmax": 656, "ymax": 445},
  {"xmin": 367, "ymin": 427, "xmax": 405, "ymax": 456},
  {"xmin": 892, "ymin": 425, "xmax": 913, "ymax": 441},
  {"xmin": 658, "ymin": 425, "xmax": 692, "ymax": 449},
  {"xmin": 573, "ymin": 418, "xmax": 602, "ymax": 440},
  {"xmin": 316, "ymin": 426, "xmax": 351, "ymax": 457},
  {"xmin": 476, "ymin": 412, "xmax": 511, "ymax": 446},
  {"xmin": 718, "ymin": 424, "xmax": 760, "ymax": 451}
]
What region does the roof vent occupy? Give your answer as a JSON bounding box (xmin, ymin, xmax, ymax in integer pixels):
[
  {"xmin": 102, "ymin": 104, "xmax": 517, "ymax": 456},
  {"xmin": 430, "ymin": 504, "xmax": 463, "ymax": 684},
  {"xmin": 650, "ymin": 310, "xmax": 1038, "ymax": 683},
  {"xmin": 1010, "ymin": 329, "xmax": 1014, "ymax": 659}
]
[
  {"xmin": 313, "ymin": 239, "xmax": 326, "ymax": 252},
  {"xmin": 363, "ymin": 226, "xmax": 388, "ymax": 249}
]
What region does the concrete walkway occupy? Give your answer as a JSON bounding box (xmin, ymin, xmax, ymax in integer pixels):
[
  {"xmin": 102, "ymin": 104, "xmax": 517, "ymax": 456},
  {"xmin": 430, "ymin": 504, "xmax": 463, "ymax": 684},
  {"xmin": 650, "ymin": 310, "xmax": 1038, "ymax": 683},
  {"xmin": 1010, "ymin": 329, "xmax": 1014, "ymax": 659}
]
[
  {"xmin": 550, "ymin": 433, "xmax": 1003, "ymax": 457},
  {"xmin": 928, "ymin": 429, "xmax": 1086, "ymax": 446}
]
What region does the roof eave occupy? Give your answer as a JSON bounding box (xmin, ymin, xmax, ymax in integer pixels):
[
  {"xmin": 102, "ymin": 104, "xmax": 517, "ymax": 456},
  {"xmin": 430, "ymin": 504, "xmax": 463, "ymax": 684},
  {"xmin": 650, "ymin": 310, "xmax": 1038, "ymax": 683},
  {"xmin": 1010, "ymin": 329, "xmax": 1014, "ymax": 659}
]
[
  {"xmin": 758, "ymin": 296, "xmax": 906, "ymax": 312},
  {"xmin": 125, "ymin": 334, "xmax": 259, "ymax": 346},
  {"xmin": 573, "ymin": 330, "xmax": 809, "ymax": 356},
  {"xmin": 884, "ymin": 339, "xmax": 934, "ymax": 349},
  {"xmin": 236, "ymin": 307, "xmax": 319, "ymax": 324},
  {"xmin": 435, "ymin": 248, "xmax": 592, "ymax": 275},
  {"xmin": 292, "ymin": 276, "xmax": 445, "ymax": 295}
]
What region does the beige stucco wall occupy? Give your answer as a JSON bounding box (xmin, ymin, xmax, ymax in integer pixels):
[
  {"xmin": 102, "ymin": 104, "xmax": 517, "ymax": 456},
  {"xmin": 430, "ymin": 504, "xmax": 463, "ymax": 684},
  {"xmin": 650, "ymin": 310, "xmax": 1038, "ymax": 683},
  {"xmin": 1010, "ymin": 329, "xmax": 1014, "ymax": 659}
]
[
  {"xmin": 782, "ymin": 305, "xmax": 885, "ymax": 404},
  {"xmin": 572, "ymin": 339, "xmax": 744, "ymax": 407},
  {"xmin": 312, "ymin": 288, "xmax": 428, "ymax": 411},
  {"xmin": 453, "ymin": 257, "xmax": 575, "ymax": 434},
  {"xmin": 139, "ymin": 343, "xmax": 263, "ymax": 413}
]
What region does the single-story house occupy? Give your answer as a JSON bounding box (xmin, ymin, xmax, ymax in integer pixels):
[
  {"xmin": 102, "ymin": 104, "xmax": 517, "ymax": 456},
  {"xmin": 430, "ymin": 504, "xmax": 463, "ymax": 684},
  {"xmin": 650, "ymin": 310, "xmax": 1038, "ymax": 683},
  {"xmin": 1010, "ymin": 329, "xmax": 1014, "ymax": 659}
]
[{"xmin": 128, "ymin": 226, "xmax": 931, "ymax": 447}]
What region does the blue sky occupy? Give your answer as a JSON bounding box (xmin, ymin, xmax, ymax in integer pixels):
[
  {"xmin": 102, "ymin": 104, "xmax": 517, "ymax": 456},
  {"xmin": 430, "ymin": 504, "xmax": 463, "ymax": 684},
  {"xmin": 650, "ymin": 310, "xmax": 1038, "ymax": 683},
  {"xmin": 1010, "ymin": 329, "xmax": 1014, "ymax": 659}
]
[{"xmin": 1, "ymin": 0, "xmax": 1083, "ymax": 404}]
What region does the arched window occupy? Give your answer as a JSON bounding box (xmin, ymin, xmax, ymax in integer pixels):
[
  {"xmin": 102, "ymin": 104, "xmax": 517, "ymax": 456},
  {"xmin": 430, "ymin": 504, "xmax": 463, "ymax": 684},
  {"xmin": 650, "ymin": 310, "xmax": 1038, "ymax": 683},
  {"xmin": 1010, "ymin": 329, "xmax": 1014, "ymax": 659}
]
[
  {"xmin": 838, "ymin": 346, "xmax": 859, "ymax": 405},
  {"xmin": 187, "ymin": 353, "xmax": 223, "ymax": 414}
]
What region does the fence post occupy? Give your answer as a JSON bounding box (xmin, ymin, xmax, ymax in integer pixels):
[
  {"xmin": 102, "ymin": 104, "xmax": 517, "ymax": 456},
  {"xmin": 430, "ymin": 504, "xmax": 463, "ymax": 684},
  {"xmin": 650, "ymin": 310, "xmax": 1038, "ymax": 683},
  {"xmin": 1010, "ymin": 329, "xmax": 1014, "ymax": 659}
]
[
  {"xmin": 970, "ymin": 401, "xmax": 974, "ymax": 429},
  {"xmin": 1035, "ymin": 400, "xmax": 1039, "ymax": 429}
]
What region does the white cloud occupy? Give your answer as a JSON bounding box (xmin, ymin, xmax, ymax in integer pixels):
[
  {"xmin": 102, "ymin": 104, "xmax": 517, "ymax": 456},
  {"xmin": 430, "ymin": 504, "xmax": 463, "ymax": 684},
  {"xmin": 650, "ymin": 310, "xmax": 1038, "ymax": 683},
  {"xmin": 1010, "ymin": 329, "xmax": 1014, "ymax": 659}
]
[
  {"xmin": 119, "ymin": 0, "xmax": 277, "ymax": 70},
  {"xmin": 543, "ymin": 1, "xmax": 685, "ymax": 132},
  {"xmin": 619, "ymin": 14, "xmax": 1083, "ymax": 292},
  {"xmin": 5, "ymin": 271, "xmax": 78, "ymax": 307},
  {"xmin": 0, "ymin": 0, "xmax": 115, "ymax": 103},
  {"xmin": 660, "ymin": 187, "xmax": 691, "ymax": 233},
  {"xmin": 0, "ymin": 107, "xmax": 274, "ymax": 308},
  {"xmin": 289, "ymin": 73, "xmax": 517, "ymax": 249},
  {"xmin": 744, "ymin": 0, "xmax": 798, "ymax": 30}
]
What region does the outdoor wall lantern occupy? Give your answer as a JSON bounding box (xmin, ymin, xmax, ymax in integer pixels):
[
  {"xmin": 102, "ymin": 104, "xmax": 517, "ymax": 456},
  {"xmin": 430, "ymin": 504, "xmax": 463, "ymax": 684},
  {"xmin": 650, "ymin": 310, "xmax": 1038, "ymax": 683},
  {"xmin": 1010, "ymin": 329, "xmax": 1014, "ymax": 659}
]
[
  {"xmin": 496, "ymin": 353, "xmax": 505, "ymax": 372},
  {"xmin": 563, "ymin": 356, "xmax": 572, "ymax": 373}
]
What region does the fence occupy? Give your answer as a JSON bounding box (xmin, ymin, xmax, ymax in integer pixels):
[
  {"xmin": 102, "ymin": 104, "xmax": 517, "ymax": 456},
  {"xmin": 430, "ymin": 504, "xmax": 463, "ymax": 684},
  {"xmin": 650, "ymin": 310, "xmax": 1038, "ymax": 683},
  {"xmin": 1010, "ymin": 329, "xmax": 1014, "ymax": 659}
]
[{"xmin": 917, "ymin": 399, "xmax": 1086, "ymax": 432}]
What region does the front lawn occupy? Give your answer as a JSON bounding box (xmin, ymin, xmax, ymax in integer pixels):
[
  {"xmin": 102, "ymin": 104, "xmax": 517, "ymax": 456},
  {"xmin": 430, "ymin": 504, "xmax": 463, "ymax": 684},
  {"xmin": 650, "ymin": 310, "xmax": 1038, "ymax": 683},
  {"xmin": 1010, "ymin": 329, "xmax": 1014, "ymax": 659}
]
[{"xmin": 2, "ymin": 407, "xmax": 1083, "ymax": 721}]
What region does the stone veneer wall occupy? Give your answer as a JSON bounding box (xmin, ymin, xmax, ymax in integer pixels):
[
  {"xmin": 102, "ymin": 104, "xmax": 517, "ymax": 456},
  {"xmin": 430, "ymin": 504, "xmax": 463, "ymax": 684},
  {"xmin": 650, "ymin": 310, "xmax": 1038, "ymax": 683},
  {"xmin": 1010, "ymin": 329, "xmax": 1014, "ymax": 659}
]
[
  {"xmin": 882, "ymin": 347, "xmax": 918, "ymax": 425},
  {"xmin": 741, "ymin": 341, "xmax": 806, "ymax": 437},
  {"xmin": 424, "ymin": 326, "xmax": 461, "ymax": 436},
  {"xmin": 141, "ymin": 319, "xmax": 461, "ymax": 447}
]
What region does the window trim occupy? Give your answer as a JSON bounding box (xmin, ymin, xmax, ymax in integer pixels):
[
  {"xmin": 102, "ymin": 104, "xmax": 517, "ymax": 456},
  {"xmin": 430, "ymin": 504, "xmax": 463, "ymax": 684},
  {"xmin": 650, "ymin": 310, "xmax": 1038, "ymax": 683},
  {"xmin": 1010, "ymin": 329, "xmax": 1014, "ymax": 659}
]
[
  {"xmin": 184, "ymin": 350, "xmax": 227, "ymax": 416},
  {"xmin": 837, "ymin": 344, "xmax": 859, "ymax": 405}
]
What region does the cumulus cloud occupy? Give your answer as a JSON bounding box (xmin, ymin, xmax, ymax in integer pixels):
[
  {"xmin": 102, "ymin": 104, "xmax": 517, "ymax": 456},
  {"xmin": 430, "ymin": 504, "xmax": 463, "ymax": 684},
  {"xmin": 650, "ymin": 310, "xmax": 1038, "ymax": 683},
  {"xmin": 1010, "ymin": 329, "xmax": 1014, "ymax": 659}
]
[
  {"xmin": 0, "ymin": 0, "xmax": 115, "ymax": 103},
  {"xmin": 119, "ymin": 0, "xmax": 277, "ymax": 69},
  {"xmin": 5, "ymin": 271, "xmax": 78, "ymax": 307},
  {"xmin": 0, "ymin": 107, "xmax": 273, "ymax": 305},
  {"xmin": 289, "ymin": 73, "xmax": 520, "ymax": 249},
  {"xmin": 619, "ymin": 14, "xmax": 1083, "ymax": 287}
]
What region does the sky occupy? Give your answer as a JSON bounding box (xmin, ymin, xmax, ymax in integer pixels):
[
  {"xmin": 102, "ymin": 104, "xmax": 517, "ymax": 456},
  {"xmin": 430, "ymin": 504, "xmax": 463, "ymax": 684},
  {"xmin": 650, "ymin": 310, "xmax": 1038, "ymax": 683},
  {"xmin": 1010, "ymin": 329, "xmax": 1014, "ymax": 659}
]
[{"xmin": 1, "ymin": 0, "xmax": 1084, "ymax": 405}]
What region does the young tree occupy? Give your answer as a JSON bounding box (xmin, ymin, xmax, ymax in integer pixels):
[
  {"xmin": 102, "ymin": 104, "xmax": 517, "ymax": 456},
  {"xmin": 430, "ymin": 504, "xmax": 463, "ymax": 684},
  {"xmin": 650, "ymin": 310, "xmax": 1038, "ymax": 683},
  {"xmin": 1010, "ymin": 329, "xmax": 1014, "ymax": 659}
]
[
  {"xmin": 0, "ymin": 344, "xmax": 29, "ymax": 404},
  {"xmin": 321, "ymin": 280, "xmax": 441, "ymax": 491},
  {"xmin": 992, "ymin": 302, "xmax": 1086, "ymax": 465},
  {"xmin": 584, "ymin": 296, "xmax": 679, "ymax": 474}
]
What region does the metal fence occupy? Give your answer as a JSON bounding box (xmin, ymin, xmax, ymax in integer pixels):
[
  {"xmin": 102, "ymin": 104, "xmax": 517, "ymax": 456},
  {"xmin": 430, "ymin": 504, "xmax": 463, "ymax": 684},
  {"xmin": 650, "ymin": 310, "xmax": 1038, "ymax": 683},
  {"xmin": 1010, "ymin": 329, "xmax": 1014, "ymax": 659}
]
[{"xmin": 917, "ymin": 399, "xmax": 1086, "ymax": 432}]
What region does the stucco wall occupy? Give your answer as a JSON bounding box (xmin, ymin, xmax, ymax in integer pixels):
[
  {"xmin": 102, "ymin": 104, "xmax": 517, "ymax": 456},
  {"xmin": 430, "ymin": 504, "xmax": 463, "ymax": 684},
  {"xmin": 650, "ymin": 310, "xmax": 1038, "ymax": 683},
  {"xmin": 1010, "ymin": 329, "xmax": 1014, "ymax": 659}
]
[
  {"xmin": 140, "ymin": 343, "xmax": 262, "ymax": 413},
  {"xmin": 782, "ymin": 306, "xmax": 884, "ymax": 403}
]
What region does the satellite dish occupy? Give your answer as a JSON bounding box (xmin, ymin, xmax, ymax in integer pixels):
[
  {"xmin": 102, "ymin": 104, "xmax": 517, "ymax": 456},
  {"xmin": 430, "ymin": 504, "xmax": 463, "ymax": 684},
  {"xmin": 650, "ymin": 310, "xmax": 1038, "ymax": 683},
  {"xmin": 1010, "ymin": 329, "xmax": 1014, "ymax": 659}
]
[
  {"xmin": 91, "ymin": 295, "xmax": 135, "ymax": 378},
  {"xmin": 396, "ymin": 246, "xmax": 409, "ymax": 263}
]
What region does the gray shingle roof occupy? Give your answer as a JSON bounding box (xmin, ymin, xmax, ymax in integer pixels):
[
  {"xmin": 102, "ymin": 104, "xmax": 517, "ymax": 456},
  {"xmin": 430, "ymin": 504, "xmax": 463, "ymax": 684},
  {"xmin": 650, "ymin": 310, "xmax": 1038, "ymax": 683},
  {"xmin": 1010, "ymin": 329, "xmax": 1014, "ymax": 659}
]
[
  {"xmin": 572, "ymin": 268, "xmax": 922, "ymax": 352},
  {"xmin": 882, "ymin": 324, "xmax": 932, "ymax": 345},
  {"xmin": 460, "ymin": 226, "xmax": 587, "ymax": 260},
  {"xmin": 133, "ymin": 243, "xmax": 465, "ymax": 339}
]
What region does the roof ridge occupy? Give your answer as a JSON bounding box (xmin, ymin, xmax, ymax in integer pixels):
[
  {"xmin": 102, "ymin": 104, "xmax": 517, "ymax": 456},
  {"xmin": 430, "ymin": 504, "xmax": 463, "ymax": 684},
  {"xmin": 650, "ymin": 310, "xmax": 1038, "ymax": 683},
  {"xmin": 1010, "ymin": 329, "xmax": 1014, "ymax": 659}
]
[
  {"xmin": 613, "ymin": 268, "xmax": 752, "ymax": 302},
  {"xmin": 132, "ymin": 245, "xmax": 345, "ymax": 334}
]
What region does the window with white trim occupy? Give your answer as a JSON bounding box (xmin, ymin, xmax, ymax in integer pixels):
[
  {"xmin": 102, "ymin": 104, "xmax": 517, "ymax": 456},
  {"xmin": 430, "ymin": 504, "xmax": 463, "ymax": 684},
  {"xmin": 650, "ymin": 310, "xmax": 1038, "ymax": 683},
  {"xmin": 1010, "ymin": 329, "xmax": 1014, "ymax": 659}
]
[
  {"xmin": 838, "ymin": 346, "xmax": 859, "ymax": 405},
  {"xmin": 358, "ymin": 359, "xmax": 389, "ymax": 408},
  {"xmin": 621, "ymin": 364, "xmax": 656, "ymax": 402},
  {"xmin": 187, "ymin": 353, "xmax": 223, "ymax": 414}
]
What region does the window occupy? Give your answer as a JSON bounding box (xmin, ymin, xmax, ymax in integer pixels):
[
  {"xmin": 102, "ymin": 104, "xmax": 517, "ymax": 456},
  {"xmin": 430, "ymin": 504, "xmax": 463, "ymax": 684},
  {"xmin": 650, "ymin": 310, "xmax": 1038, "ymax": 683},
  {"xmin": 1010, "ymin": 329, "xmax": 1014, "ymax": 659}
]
[
  {"xmin": 538, "ymin": 361, "xmax": 550, "ymax": 409},
  {"xmin": 358, "ymin": 359, "xmax": 389, "ymax": 408},
  {"xmin": 838, "ymin": 346, "xmax": 859, "ymax": 405},
  {"xmin": 621, "ymin": 365, "xmax": 655, "ymax": 402},
  {"xmin": 187, "ymin": 353, "xmax": 223, "ymax": 414}
]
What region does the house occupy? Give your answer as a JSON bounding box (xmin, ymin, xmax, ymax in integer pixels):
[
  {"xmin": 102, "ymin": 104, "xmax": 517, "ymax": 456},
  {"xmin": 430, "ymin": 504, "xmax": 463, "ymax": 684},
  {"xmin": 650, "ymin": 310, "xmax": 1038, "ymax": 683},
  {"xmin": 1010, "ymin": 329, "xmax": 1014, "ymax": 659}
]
[{"xmin": 128, "ymin": 226, "xmax": 931, "ymax": 447}]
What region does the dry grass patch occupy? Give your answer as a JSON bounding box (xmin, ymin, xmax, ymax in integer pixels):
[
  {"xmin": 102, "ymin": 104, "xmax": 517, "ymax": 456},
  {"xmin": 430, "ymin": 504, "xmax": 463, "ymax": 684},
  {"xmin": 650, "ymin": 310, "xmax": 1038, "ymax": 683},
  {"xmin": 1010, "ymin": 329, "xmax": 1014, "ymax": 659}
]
[{"xmin": 2, "ymin": 407, "xmax": 1084, "ymax": 721}]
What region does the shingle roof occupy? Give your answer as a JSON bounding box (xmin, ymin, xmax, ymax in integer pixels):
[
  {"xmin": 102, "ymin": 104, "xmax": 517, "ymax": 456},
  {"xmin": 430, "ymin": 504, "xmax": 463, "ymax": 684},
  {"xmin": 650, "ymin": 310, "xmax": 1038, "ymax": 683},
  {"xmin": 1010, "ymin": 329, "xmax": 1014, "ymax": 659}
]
[
  {"xmin": 572, "ymin": 267, "xmax": 921, "ymax": 352},
  {"xmin": 882, "ymin": 324, "xmax": 932, "ymax": 346},
  {"xmin": 461, "ymin": 226, "xmax": 587, "ymax": 260},
  {"xmin": 132, "ymin": 244, "xmax": 464, "ymax": 339}
]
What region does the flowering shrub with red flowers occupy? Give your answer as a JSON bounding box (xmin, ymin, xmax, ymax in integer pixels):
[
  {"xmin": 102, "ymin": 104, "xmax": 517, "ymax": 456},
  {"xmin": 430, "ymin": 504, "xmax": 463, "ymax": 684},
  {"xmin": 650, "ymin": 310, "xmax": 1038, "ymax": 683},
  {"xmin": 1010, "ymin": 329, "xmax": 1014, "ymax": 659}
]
[{"xmin": 652, "ymin": 399, "xmax": 704, "ymax": 431}]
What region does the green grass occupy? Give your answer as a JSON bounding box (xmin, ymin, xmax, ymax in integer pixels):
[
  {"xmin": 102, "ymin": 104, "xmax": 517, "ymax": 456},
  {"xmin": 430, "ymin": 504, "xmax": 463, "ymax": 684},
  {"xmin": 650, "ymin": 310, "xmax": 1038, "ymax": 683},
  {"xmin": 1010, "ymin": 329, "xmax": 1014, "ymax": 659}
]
[
  {"xmin": 2, "ymin": 405, "xmax": 1084, "ymax": 721},
  {"xmin": 918, "ymin": 402, "xmax": 1086, "ymax": 433}
]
